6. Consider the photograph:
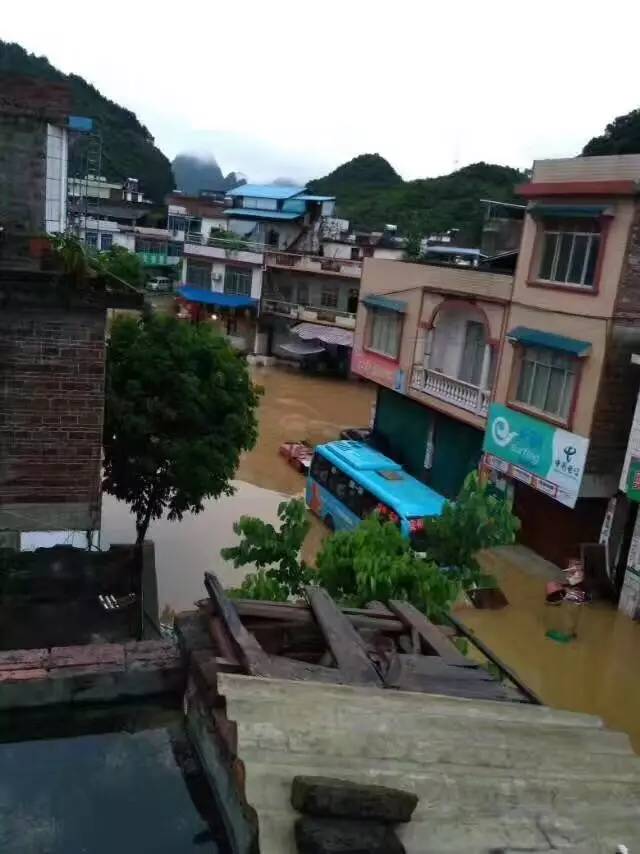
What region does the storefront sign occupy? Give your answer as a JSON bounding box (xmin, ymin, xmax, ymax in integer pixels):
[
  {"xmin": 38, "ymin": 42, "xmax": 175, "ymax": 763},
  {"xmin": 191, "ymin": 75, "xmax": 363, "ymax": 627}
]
[
  {"xmin": 351, "ymin": 350, "xmax": 406, "ymax": 394},
  {"xmin": 620, "ymin": 389, "xmax": 640, "ymax": 498},
  {"xmin": 483, "ymin": 403, "xmax": 589, "ymax": 508}
]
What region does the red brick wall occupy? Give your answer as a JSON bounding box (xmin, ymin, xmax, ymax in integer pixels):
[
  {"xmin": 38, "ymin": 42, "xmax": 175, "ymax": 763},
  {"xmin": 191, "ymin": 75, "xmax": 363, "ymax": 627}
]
[{"xmin": 0, "ymin": 309, "xmax": 106, "ymax": 511}]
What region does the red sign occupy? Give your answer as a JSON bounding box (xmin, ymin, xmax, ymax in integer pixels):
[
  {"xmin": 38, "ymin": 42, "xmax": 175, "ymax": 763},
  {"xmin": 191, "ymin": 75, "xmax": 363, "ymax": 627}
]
[{"xmin": 351, "ymin": 350, "xmax": 405, "ymax": 392}]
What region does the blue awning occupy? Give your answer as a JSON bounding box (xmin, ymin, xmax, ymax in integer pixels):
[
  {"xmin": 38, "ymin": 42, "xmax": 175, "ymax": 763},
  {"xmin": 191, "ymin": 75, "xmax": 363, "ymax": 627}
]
[
  {"xmin": 362, "ymin": 294, "xmax": 407, "ymax": 313},
  {"xmin": 507, "ymin": 326, "xmax": 591, "ymax": 357},
  {"xmin": 529, "ymin": 203, "xmax": 611, "ymax": 219},
  {"xmin": 224, "ymin": 208, "xmax": 303, "ymax": 221},
  {"xmin": 177, "ymin": 287, "xmax": 257, "ymax": 309}
]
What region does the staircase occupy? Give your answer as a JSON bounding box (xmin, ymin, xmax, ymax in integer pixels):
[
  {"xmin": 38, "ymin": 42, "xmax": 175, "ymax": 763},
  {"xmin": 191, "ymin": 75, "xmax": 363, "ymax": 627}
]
[{"xmin": 219, "ymin": 673, "xmax": 640, "ymax": 854}]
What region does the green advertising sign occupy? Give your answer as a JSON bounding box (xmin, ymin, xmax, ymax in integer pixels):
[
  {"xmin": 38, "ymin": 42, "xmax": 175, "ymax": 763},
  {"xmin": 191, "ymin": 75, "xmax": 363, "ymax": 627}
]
[
  {"xmin": 626, "ymin": 457, "xmax": 640, "ymax": 502},
  {"xmin": 483, "ymin": 403, "xmax": 589, "ymax": 508}
]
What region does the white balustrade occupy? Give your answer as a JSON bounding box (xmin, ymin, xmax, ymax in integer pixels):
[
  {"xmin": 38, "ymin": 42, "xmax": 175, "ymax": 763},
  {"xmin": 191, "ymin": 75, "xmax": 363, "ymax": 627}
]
[{"xmin": 411, "ymin": 366, "xmax": 489, "ymax": 416}]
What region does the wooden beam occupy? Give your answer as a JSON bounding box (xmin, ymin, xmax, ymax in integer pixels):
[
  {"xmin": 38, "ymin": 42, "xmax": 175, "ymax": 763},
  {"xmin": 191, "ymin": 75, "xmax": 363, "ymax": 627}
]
[
  {"xmin": 233, "ymin": 599, "xmax": 405, "ymax": 633},
  {"xmin": 305, "ymin": 586, "xmax": 382, "ymax": 687},
  {"xmin": 204, "ymin": 572, "xmax": 274, "ymax": 677},
  {"xmin": 388, "ymin": 601, "xmax": 470, "ymax": 667}
]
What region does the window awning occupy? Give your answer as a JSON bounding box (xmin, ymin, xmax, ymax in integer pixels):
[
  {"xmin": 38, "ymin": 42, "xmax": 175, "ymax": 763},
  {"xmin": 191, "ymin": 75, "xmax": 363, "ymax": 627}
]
[
  {"xmin": 529, "ymin": 203, "xmax": 612, "ymax": 219},
  {"xmin": 507, "ymin": 326, "xmax": 592, "ymax": 357},
  {"xmin": 177, "ymin": 286, "xmax": 258, "ymax": 309},
  {"xmin": 279, "ymin": 339, "xmax": 327, "ymax": 357},
  {"xmin": 291, "ymin": 322, "xmax": 354, "ymax": 347},
  {"xmin": 362, "ymin": 294, "xmax": 407, "ymax": 313}
]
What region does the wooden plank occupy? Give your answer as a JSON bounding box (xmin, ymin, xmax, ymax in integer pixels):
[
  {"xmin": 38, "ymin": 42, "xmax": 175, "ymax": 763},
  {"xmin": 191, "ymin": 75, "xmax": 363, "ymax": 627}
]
[
  {"xmin": 305, "ymin": 586, "xmax": 382, "ymax": 687},
  {"xmin": 388, "ymin": 600, "xmax": 471, "ymax": 667},
  {"xmin": 445, "ymin": 613, "xmax": 541, "ymax": 704},
  {"xmin": 204, "ymin": 572, "xmax": 275, "ymax": 677},
  {"xmin": 234, "ymin": 598, "xmax": 405, "ymax": 633}
]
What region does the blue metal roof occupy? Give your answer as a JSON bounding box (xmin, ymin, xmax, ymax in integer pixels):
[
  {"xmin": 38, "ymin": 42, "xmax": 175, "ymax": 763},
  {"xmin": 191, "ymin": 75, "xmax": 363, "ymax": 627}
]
[
  {"xmin": 362, "ymin": 294, "xmax": 407, "ymax": 313},
  {"xmin": 507, "ymin": 326, "xmax": 591, "ymax": 357},
  {"xmin": 317, "ymin": 441, "xmax": 446, "ymax": 519},
  {"xmin": 224, "ymin": 208, "xmax": 303, "ymax": 221},
  {"xmin": 177, "ymin": 287, "xmax": 257, "ymax": 309},
  {"xmin": 226, "ymin": 184, "xmax": 304, "ymax": 200}
]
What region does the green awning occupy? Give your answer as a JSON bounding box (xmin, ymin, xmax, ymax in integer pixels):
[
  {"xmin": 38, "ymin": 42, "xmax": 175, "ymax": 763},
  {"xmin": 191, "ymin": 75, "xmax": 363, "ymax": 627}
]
[
  {"xmin": 529, "ymin": 203, "xmax": 611, "ymax": 219},
  {"xmin": 362, "ymin": 295, "xmax": 407, "ymax": 313},
  {"xmin": 507, "ymin": 326, "xmax": 591, "ymax": 357}
]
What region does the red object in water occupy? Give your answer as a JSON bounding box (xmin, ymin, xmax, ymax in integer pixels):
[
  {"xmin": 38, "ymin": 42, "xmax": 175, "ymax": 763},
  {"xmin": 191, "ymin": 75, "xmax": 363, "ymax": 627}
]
[{"xmin": 279, "ymin": 441, "xmax": 313, "ymax": 474}]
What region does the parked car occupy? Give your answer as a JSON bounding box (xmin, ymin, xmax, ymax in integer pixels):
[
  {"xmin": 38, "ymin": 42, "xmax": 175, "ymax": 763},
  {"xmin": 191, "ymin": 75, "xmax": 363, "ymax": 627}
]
[{"xmin": 146, "ymin": 276, "xmax": 172, "ymax": 292}]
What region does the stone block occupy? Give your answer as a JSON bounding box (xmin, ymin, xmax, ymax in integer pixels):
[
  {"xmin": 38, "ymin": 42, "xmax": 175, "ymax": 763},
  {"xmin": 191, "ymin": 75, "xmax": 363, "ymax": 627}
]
[
  {"xmin": 0, "ymin": 648, "xmax": 48, "ymax": 671},
  {"xmin": 295, "ymin": 817, "xmax": 405, "ymax": 854},
  {"xmin": 49, "ymin": 643, "xmax": 125, "ymax": 669},
  {"xmin": 125, "ymin": 640, "xmax": 180, "ymax": 669},
  {"xmin": 292, "ymin": 776, "xmax": 418, "ymax": 823},
  {"xmin": 0, "ymin": 668, "xmax": 48, "ymax": 682}
]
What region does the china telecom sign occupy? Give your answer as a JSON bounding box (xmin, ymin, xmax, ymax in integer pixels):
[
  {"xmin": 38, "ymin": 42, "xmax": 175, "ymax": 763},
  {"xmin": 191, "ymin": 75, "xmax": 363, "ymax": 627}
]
[{"xmin": 483, "ymin": 403, "xmax": 589, "ymax": 508}]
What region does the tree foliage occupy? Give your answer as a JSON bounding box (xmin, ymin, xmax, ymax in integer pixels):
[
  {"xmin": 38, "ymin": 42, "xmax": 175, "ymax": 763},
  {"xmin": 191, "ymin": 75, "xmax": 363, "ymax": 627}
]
[
  {"xmin": 92, "ymin": 245, "xmax": 146, "ymax": 289},
  {"xmin": 309, "ymin": 156, "xmax": 527, "ymax": 243},
  {"xmin": 0, "ymin": 41, "xmax": 174, "ymax": 201},
  {"xmin": 423, "ymin": 472, "xmax": 520, "ymax": 583},
  {"xmin": 583, "ymin": 108, "xmax": 640, "ymax": 157},
  {"xmin": 103, "ymin": 314, "xmax": 259, "ymax": 543},
  {"xmin": 222, "ymin": 499, "xmax": 312, "ymax": 600},
  {"xmin": 315, "ymin": 515, "xmax": 459, "ymax": 621}
]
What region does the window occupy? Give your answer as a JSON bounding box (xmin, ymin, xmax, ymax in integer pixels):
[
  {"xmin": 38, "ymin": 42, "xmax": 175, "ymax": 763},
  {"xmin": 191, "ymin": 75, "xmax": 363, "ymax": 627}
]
[
  {"xmin": 100, "ymin": 232, "xmax": 113, "ymax": 251},
  {"xmin": 297, "ymin": 282, "xmax": 310, "ymax": 305},
  {"xmin": 458, "ymin": 321, "xmax": 486, "ymax": 386},
  {"xmin": 85, "ymin": 231, "xmax": 98, "ymax": 249},
  {"xmin": 168, "ymin": 215, "xmax": 186, "ymax": 232},
  {"xmin": 168, "ymin": 242, "xmax": 183, "ymax": 257},
  {"xmin": 186, "ymin": 261, "xmax": 211, "ymax": 288},
  {"xmin": 224, "ymin": 266, "xmax": 252, "ymax": 296},
  {"xmin": 367, "ymin": 309, "xmax": 402, "ymax": 359},
  {"xmin": 321, "ymin": 284, "xmax": 338, "ymax": 308},
  {"xmin": 537, "ymin": 219, "xmax": 600, "ymax": 288},
  {"xmin": 350, "ymin": 247, "xmax": 360, "ymax": 261},
  {"xmin": 310, "ymin": 454, "xmax": 379, "ymax": 519},
  {"xmin": 311, "ymin": 453, "xmax": 331, "ymax": 487},
  {"xmin": 514, "ymin": 346, "xmax": 576, "ymax": 420}
]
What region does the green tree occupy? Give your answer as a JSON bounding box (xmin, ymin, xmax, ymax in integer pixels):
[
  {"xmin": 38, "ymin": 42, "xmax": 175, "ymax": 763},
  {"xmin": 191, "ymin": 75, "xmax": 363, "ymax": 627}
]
[
  {"xmin": 403, "ymin": 231, "xmax": 422, "ymax": 260},
  {"xmin": 583, "ymin": 108, "xmax": 640, "ymax": 157},
  {"xmin": 93, "ymin": 246, "xmax": 146, "ymax": 289},
  {"xmin": 315, "ymin": 515, "xmax": 459, "ymax": 621},
  {"xmin": 103, "ymin": 314, "xmax": 259, "ymax": 544},
  {"xmin": 423, "ymin": 471, "xmax": 520, "ymax": 585},
  {"xmin": 222, "ymin": 498, "xmax": 311, "ymax": 601}
]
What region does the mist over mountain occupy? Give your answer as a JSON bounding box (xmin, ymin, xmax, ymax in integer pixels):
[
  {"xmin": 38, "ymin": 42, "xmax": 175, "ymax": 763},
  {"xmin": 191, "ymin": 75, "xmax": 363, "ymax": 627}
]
[{"xmin": 172, "ymin": 154, "xmax": 245, "ymax": 194}]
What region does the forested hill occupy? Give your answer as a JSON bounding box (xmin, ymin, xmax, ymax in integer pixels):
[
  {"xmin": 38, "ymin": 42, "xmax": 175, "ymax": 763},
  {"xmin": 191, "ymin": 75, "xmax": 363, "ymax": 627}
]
[
  {"xmin": 308, "ymin": 154, "xmax": 528, "ymax": 241},
  {"xmin": 0, "ymin": 41, "xmax": 174, "ymax": 202}
]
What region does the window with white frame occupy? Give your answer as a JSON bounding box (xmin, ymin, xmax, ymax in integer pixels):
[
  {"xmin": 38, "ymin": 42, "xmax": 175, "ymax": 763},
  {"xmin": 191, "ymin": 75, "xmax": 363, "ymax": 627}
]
[
  {"xmin": 537, "ymin": 219, "xmax": 600, "ymax": 288},
  {"xmin": 514, "ymin": 346, "xmax": 576, "ymax": 420},
  {"xmin": 320, "ymin": 284, "xmax": 339, "ymax": 308},
  {"xmin": 367, "ymin": 308, "xmax": 402, "ymax": 358},
  {"xmin": 186, "ymin": 261, "xmax": 211, "ymax": 288},
  {"xmin": 224, "ymin": 266, "xmax": 252, "ymax": 296},
  {"xmin": 85, "ymin": 231, "xmax": 98, "ymax": 249},
  {"xmin": 100, "ymin": 232, "xmax": 113, "ymax": 251}
]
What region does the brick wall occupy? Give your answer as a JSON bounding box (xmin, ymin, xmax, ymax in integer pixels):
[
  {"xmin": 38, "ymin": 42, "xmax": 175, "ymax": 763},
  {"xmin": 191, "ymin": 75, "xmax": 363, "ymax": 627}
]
[
  {"xmin": 0, "ymin": 115, "xmax": 47, "ymax": 234},
  {"xmin": 587, "ymin": 206, "xmax": 640, "ymax": 476},
  {"xmin": 0, "ymin": 308, "xmax": 106, "ymax": 515},
  {"xmin": 0, "ymin": 76, "xmax": 72, "ymax": 122}
]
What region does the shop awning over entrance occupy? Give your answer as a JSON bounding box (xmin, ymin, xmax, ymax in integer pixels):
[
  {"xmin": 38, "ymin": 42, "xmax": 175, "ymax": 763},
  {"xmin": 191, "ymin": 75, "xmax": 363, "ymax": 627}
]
[
  {"xmin": 291, "ymin": 322, "xmax": 354, "ymax": 347},
  {"xmin": 177, "ymin": 287, "xmax": 258, "ymax": 309},
  {"xmin": 507, "ymin": 326, "xmax": 591, "ymax": 357}
]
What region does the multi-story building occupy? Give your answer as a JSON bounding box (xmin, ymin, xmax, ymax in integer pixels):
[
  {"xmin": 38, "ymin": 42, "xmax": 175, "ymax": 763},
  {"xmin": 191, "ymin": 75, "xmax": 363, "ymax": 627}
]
[
  {"xmin": 353, "ymin": 153, "xmax": 640, "ymax": 567},
  {"xmin": 68, "ymin": 175, "xmax": 153, "ymax": 252}
]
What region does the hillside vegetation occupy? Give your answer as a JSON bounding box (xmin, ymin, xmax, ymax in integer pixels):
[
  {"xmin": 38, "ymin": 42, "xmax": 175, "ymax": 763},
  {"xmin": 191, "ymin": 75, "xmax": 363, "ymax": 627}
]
[
  {"xmin": 0, "ymin": 41, "xmax": 174, "ymax": 202},
  {"xmin": 309, "ymin": 154, "xmax": 527, "ymax": 242}
]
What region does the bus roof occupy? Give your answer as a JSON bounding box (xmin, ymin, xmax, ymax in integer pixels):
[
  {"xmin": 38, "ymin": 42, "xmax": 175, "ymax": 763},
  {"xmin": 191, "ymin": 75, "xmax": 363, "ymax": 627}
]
[{"xmin": 317, "ymin": 441, "xmax": 446, "ymax": 519}]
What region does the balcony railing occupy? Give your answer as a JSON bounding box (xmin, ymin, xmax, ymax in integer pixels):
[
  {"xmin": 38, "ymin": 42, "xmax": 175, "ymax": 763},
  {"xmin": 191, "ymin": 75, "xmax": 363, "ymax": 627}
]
[
  {"xmin": 262, "ymin": 298, "xmax": 356, "ymax": 329},
  {"xmin": 265, "ymin": 251, "xmax": 362, "ymax": 278},
  {"xmin": 411, "ymin": 366, "xmax": 490, "ymax": 417}
]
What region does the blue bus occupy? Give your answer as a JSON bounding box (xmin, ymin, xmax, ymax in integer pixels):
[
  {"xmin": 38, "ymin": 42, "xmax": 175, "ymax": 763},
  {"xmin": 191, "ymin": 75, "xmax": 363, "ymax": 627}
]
[{"xmin": 306, "ymin": 440, "xmax": 445, "ymax": 545}]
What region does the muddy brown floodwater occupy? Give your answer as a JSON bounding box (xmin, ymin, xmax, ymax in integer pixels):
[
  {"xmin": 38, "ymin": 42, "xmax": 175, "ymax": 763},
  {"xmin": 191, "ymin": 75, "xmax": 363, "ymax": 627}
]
[{"xmin": 101, "ymin": 366, "xmax": 375, "ymax": 612}]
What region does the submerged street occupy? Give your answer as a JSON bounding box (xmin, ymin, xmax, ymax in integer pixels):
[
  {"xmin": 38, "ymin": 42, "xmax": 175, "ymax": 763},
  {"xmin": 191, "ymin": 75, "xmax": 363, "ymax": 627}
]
[{"xmin": 100, "ymin": 365, "xmax": 640, "ymax": 754}]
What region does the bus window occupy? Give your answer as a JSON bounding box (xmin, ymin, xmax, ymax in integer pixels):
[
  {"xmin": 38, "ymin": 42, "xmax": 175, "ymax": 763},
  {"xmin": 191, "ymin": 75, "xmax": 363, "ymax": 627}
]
[
  {"xmin": 328, "ymin": 466, "xmax": 349, "ymax": 501},
  {"xmin": 344, "ymin": 481, "xmax": 378, "ymax": 519},
  {"xmin": 311, "ymin": 453, "xmax": 331, "ymax": 487}
]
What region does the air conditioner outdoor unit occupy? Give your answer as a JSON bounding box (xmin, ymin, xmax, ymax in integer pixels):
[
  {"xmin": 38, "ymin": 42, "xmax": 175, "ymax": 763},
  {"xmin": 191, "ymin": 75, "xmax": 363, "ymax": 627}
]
[{"xmin": 212, "ymin": 273, "xmax": 222, "ymax": 282}]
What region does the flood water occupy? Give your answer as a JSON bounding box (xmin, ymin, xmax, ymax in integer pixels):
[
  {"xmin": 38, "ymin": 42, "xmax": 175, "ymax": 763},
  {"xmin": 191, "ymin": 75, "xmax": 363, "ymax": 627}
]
[
  {"xmin": 0, "ymin": 702, "xmax": 229, "ymax": 853},
  {"xmin": 101, "ymin": 366, "xmax": 375, "ymax": 612}
]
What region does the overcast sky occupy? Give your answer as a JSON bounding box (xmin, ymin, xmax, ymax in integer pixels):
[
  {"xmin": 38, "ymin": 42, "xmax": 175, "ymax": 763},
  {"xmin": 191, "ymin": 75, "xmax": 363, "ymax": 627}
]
[{"xmin": 4, "ymin": 1, "xmax": 640, "ymax": 183}]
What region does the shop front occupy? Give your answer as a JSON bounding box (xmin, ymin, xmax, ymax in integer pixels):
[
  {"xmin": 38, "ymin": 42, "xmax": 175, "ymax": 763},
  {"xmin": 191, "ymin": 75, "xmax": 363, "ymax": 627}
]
[{"xmin": 482, "ymin": 403, "xmax": 599, "ymax": 566}]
